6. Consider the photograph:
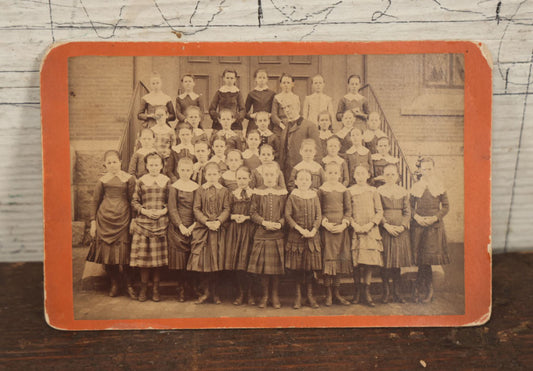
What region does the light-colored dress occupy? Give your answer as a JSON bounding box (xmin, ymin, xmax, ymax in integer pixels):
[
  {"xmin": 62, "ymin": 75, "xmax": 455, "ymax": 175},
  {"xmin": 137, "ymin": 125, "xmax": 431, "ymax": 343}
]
[
  {"xmin": 302, "ymin": 93, "xmax": 335, "ymax": 125},
  {"xmin": 349, "ymin": 183, "xmax": 384, "ymax": 267}
]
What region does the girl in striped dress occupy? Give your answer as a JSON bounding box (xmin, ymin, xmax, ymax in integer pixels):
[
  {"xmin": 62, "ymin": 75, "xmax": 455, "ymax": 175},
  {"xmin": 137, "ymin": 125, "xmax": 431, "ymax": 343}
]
[{"xmin": 130, "ymin": 152, "xmax": 170, "ymax": 302}]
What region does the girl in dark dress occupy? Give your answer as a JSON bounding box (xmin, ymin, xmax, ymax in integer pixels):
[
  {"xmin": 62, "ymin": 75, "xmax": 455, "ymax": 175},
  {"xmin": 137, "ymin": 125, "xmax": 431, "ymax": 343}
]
[
  {"xmin": 334, "ymin": 110, "xmax": 356, "ymax": 155},
  {"xmin": 363, "ymin": 111, "xmax": 387, "ymax": 154},
  {"xmin": 244, "ymin": 69, "xmax": 276, "ymax": 134},
  {"xmin": 167, "ymin": 157, "xmax": 199, "ymax": 302},
  {"xmin": 242, "ymin": 130, "xmax": 262, "ymax": 170},
  {"xmin": 371, "ymin": 136, "xmax": 399, "ymax": 188},
  {"xmin": 220, "ymin": 149, "xmax": 244, "ymax": 192},
  {"xmin": 345, "ymin": 127, "xmax": 372, "ymax": 186},
  {"xmin": 320, "ymin": 136, "xmax": 350, "ymax": 187},
  {"xmin": 87, "ymin": 150, "xmax": 136, "ymax": 299},
  {"xmin": 225, "ymin": 166, "xmax": 255, "ymax": 305},
  {"xmin": 209, "ymin": 69, "xmax": 245, "ymax": 131},
  {"xmin": 175, "ymin": 74, "xmax": 204, "ymax": 124},
  {"xmin": 187, "ymin": 162, "xmax": 231, "ymax": 304},
  {"xmin": 285, "ymin": 169, "xmax": 323, "ymax": 309},
  {"xmin": 336, "ymin": 74, "xmax": 369, "ymax": 133},
  {"xmin": 410, "ymin": 157, "xmax": 450, "ymax": 304},
  {"xmin": 317, "ymin": 111, "xmax": 334, "ymax": 157},
  {"xmin": 378, "ymin": 164, "xmax": 413, "ymax": 304},
  {"xmin": 255, "ymin": 111, "xmax": 280, "ymax": 160},
  {"xmin": 128, "ymin": 128, "xmax": 155, "ymax": 179},
  {"xmin": 318, "ymin": 162, "xmax": 352, "ymax": 306}
]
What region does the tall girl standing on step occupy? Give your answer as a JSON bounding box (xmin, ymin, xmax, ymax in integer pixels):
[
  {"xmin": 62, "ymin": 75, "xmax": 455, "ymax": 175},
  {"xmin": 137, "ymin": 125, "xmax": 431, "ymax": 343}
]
[{"xmin": 138, "ymin": 72, "xmax": 176, "ymax": 129}]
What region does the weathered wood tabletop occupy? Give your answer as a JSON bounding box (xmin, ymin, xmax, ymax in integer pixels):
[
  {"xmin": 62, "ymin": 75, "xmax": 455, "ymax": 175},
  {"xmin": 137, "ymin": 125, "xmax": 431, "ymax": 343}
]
[
  {"xmin": 1, "ymin": 1, "xmax": 532, "ymax": 262},
  {"xmin": 1, "ymin": 252, "xmax": 531, "ymax": 369}
]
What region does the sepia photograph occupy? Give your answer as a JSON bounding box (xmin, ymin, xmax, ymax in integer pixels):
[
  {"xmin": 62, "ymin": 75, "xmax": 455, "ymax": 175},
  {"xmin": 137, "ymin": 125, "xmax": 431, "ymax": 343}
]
[{"xmin": 67, "ymin": 49, "xmax": 466, "ymax": 322}]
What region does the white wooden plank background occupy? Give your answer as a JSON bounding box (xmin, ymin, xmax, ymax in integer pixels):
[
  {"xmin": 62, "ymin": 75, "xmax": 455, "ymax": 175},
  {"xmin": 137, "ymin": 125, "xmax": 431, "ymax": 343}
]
[{"xmin": 0, "ymin": 0, "xmax": 531, "ymax": 261}]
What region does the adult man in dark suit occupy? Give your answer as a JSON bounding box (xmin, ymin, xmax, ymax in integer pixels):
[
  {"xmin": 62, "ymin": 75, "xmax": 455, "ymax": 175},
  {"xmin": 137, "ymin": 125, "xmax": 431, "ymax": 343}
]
[{"xmin": 279, "ymin": 101, "xmax": 322, "ymax": 182}]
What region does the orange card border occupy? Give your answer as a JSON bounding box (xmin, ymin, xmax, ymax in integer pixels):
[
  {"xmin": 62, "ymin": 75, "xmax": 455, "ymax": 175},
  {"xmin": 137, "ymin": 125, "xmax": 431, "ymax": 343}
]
[{"xmin": 41, "ymin": 41, "xmax": 491, "ymax": 330}]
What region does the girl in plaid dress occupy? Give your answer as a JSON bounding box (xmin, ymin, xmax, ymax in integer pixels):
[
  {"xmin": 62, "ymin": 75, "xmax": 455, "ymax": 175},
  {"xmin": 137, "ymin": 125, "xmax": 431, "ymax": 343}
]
[
  {"xmin": 187, "ymin": 162, "xmax": 231, "ymax": 304},
  {"xmin": 87, "ymin": 150, "xmax": 136, "ymax": 299},
  {"xmin": 130, "ymin": 152, "xmax": 170, "ymax": 302},
  {"xmin": 167, "ymin": 157, "xmax": 198, "ymax": 302},
  {"xmin": 248, "ymin": 163, "xmax": 288, "ymax": 309},
  {"xmin": 285, "ymin": 169, "xmax": 322, "ymax": 309}
]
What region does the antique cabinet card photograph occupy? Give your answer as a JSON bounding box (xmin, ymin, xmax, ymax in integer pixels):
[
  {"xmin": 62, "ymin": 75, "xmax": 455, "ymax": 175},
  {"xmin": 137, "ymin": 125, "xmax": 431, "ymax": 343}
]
[{"xmin": 41, "ymin": 41, "xmax": 491, "ymax": 330}]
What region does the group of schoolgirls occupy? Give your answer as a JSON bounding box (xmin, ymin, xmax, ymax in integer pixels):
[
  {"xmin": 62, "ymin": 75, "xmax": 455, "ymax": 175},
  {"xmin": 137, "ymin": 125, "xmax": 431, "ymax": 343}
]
[{"xmin": 86, "ymin": 68, "xmax": 450, "ymax": 309}]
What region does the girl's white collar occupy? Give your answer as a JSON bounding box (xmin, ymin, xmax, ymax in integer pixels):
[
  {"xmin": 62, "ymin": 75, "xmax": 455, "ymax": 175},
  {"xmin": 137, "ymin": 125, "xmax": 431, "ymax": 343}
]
[
  {"xmin": 139, "ymin": 173, "xmax": 169, "ymax": 187},
  {"xmin": 172, "ymin": 179, "xmax": 199, "ymax": 192},
  {"xmin": 178, "ymin": 92, "xmax": 199, "ymax": 100},
  {"xmin": 219, "ymin": 85, "xmax": 239, "ymax": 93},
  {"xmin": 100, "ymin": 170, "xmax": 132, "ymax": 184}
]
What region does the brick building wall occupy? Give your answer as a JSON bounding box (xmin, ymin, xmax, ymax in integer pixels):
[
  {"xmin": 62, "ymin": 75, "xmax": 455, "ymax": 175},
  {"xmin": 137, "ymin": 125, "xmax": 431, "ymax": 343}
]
[{"xmin": 69, "ymin": 56, "xmax": 134, "ymax": 141}]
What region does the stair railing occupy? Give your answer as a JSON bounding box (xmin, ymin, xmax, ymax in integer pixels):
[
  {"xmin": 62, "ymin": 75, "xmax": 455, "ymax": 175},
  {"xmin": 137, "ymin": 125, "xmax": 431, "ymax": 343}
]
[
  {"xmin": 360, "ymin": 84, "xmax": 415, "ymax": 189},
  {"xmin": 118, "ymin": 80, "xmax": 149, "ymax": 171}
]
